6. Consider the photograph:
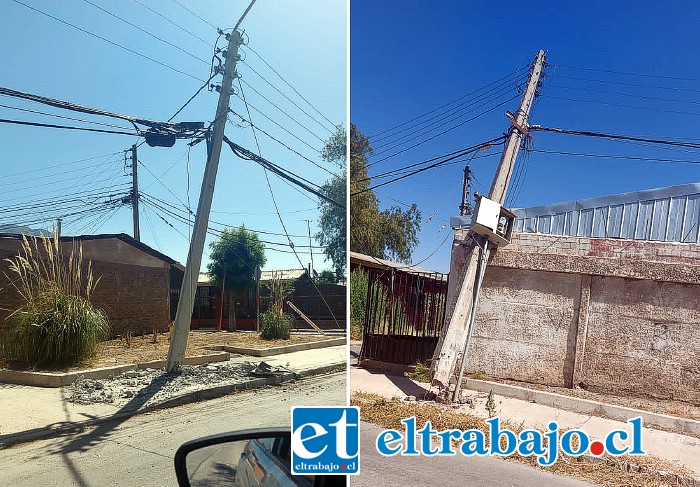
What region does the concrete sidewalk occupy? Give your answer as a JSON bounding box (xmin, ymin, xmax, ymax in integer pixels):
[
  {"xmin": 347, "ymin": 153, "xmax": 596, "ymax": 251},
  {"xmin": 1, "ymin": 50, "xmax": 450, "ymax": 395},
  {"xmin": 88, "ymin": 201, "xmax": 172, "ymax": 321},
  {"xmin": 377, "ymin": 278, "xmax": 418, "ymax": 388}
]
[
  {"xmin": 351, "ymin": 366, "xmax": 700, "ymax": 479},
  {"xmin": 0, "ymin": 345, "xmax": 346, "ymax": 445}
]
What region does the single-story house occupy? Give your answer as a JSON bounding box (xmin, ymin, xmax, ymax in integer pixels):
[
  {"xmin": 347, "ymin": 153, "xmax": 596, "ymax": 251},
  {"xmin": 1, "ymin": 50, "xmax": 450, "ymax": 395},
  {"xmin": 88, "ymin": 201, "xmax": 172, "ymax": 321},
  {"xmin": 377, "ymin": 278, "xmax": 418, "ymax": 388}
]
[{"xmin": 0, "ymin": 233, "xmax": 184, "ymax": 337}]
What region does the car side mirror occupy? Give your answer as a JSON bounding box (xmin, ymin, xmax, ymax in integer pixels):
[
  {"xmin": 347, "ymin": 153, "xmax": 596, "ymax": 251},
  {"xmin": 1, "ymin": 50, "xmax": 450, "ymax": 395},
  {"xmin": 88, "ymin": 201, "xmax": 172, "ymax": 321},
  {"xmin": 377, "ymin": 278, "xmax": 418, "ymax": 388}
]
[{"xmin": 174, "ymin": 428, "xmax": 347, "ymax": 487}]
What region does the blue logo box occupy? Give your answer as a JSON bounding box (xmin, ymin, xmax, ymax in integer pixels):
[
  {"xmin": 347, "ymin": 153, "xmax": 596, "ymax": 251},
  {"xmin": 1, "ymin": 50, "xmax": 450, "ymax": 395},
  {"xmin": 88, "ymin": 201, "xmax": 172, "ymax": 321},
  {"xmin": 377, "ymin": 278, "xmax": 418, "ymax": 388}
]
[{"xmin": 291, "ymin": 406, "xmax": 360, "ymax": 475}]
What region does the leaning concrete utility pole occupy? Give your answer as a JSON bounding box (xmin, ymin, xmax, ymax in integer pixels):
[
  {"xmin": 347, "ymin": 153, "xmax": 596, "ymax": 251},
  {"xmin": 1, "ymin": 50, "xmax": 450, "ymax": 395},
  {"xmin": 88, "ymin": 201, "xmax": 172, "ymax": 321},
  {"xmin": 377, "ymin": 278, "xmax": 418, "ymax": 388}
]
[
  {"xmin": 165, "ymin": 28, "xmax": 245, "ymax": 373},
  {"xmin": 131, "ymin": 144, "xmax": 140, "ymax": 242},
  {"xmin": 430, "ymin": 50, "xmax": 547, "ymax": 393}
]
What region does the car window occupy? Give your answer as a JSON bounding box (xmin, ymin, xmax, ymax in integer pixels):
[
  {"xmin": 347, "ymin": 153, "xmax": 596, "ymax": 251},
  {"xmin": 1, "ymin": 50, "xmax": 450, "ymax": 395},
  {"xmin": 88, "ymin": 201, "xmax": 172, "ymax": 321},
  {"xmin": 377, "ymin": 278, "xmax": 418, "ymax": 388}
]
[{"xmin": 256, "ymin": 437, "xmax": 276, "ymax": 452}]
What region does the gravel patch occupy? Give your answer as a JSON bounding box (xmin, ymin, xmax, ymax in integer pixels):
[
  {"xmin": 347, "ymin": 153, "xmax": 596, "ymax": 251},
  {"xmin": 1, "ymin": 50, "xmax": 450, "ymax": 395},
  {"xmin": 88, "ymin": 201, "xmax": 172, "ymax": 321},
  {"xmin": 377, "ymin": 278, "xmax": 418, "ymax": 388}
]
[{"xmin": 66, "ymin": 361, "xmax": 293, "ymax": 408}]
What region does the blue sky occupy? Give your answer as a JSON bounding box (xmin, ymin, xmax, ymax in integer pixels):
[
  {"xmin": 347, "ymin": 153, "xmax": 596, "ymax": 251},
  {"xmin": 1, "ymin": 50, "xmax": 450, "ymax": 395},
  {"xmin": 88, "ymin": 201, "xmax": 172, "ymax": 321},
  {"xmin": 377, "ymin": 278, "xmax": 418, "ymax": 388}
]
[
  {"xmin": 0, "ymin": 0, "xmax": 346, "ymax": 272},
  {"xmin": 351, "ymin": 0, "xmax": 700, "ymax": 273}
]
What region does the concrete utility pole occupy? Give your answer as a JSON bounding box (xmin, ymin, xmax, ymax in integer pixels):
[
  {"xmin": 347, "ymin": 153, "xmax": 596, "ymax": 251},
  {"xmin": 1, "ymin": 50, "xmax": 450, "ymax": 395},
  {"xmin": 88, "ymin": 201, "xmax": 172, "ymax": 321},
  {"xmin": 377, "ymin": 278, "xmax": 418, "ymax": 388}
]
[
  {"xmin": 131, "ymin": 144, "xmax": 140, "ymax": 241},
  {"xmin": 430, "ymin": 50, "xmax": 547, "ymax": 395},
  {"xmin": 165, "ymin": 28, "xmax": 244, "ymax": 373},
  {"xmin": 305, "ymin": 219, "xmax": 314, "ymax": 277}
]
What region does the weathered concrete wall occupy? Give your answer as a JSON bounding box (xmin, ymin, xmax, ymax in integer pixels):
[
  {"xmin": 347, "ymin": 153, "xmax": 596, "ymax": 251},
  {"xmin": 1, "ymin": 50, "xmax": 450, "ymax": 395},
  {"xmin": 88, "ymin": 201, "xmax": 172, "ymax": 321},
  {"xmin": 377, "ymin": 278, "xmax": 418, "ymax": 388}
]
[
  {"xmin": 472, "ymin": 266, "xmax": 580, "ymax": 387},
  {"xmin": 450, "ymin": 231, "xmax": 700, "ymax": 404}
]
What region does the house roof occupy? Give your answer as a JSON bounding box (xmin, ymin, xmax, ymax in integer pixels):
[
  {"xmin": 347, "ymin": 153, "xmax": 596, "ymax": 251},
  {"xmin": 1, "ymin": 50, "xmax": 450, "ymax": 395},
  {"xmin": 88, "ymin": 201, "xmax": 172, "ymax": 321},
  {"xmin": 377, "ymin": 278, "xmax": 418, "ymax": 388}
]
[
  {"xmin": 510, "ymin": 182, "xmax": 700, "ymax": 243},
  {"xmin": 350, "ymin": 251, "xmax": 447, "ymax": 280},
  {"xmin": 0, "ymin": 232, "xmax": 183, "ymax": 268}
]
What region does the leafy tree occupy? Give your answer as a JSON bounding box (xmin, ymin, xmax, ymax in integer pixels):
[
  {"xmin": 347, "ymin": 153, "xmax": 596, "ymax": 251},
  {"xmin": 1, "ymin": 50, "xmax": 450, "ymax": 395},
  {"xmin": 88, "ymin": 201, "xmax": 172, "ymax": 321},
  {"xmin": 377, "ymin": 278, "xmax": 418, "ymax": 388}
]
[
  {"xmin": 350, "ymin": 124, "xmax": 421, "ymax": 262},
  {"xmin": 316, "ymin": 125, "xmax": 347, "ymax": 276},
  {"xmin": 315, "ymin": 269, "xmax": 336, "ymax": 284},
  {"xmin": 207, "ymin": 227, "xmax": 266, "ymax": 330}
]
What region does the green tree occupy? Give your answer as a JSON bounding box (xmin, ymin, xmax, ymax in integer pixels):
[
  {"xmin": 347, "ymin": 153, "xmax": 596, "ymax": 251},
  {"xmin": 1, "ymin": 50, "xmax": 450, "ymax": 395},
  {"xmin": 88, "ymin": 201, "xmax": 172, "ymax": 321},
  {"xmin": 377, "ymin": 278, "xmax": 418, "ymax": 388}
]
[
  {"xmin": 316, "ymin": 125, "xmax": 347, "ymax": 276},
  {"xmin": 350, "ymin": 124, "xmax": 421, "ymax": 262},
  {"xmin": 315, "ymin": 269, "xmax": 336, "ymax": 284},
  {"xmin": 207, "ymin": 227, "xmax": 266, "ymax": 330}
]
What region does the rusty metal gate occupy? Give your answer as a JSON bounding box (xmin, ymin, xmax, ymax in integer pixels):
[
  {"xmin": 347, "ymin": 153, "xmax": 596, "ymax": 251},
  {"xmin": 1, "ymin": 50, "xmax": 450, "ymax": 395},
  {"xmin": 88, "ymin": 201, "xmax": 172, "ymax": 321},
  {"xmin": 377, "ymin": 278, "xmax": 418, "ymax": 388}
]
[{"xmin": 359, "ymin": 267, "xmax": 447, "ymax": 366}]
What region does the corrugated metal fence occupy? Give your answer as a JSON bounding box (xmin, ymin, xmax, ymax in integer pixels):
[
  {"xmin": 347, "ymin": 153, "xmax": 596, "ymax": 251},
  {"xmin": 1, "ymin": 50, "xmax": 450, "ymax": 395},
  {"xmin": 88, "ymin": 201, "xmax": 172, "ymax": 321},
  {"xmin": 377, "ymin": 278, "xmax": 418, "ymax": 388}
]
[{"xmin": 513, "ymin": 182, "xmax": 700, "ymax": 243}]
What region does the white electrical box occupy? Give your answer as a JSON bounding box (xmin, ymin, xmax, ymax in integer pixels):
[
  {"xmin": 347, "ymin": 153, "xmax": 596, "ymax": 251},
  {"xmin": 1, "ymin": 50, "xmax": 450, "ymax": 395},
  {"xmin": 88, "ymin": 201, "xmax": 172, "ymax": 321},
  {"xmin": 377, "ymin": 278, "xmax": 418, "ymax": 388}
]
[{"xmin": 470, "ymin": 196, "xmax": 515, "ymax": 246}]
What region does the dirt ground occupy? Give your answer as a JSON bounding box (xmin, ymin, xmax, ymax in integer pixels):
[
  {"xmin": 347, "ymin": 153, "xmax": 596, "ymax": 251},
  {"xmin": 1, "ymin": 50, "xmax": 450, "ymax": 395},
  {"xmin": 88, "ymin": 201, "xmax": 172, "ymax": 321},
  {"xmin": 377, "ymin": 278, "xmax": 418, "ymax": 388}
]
[{"xmin": 5, "ymin": 331, "xmax": 330, "ymax": 372}]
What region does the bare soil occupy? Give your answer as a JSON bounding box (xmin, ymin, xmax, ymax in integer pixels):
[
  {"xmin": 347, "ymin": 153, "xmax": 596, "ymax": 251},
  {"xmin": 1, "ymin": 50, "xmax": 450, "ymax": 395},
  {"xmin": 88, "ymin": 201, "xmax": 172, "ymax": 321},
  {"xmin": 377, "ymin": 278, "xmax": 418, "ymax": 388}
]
[{"xmin": 2, "ymin": 331, "xmax": 329, "ymax": 372}]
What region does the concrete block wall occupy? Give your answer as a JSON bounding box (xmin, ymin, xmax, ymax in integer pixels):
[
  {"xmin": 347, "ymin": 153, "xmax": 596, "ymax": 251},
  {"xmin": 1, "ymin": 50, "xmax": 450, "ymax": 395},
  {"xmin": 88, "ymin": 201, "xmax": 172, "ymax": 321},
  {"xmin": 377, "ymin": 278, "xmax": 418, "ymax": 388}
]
[
  {"xmin": 449, "ymin": 230, "xmax": 700, "ymax": 405},
  {"xmin": 0, "ymin": 254, "xmax": 171, "ymax": 338}
]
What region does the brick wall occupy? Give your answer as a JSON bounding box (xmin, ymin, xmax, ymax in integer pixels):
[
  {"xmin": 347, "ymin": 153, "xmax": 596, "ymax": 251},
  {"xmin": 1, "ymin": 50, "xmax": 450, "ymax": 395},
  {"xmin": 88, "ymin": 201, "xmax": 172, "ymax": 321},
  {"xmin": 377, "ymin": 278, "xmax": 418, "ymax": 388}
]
[
  {"xmin": 0, "ymin": 251, "xmax": 171, "ymax": 338},
  {"xmin": 448, "ymin": 230, "xmax": 700, "ymax": 404}
]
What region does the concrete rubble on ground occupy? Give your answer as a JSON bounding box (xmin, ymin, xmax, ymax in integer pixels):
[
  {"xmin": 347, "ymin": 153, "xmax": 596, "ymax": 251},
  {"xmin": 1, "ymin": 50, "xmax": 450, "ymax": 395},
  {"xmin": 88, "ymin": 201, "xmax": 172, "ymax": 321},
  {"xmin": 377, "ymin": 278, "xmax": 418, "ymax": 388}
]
[{"xmin": 67, "ymin": 360, "xmax": 294, "ymax": 407}]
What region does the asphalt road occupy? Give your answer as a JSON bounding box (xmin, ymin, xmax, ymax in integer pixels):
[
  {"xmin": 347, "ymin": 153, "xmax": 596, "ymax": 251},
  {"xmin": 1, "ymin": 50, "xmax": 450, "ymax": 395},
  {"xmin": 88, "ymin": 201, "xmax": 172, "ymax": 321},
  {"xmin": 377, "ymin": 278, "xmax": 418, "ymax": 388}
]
[
  {"xmin": 351, "ymin": 422, "xmax": 597, "ymax": 487},
  {"xmin": 0, "ymin": 372, "xmax": 345, "ymax": 486}
]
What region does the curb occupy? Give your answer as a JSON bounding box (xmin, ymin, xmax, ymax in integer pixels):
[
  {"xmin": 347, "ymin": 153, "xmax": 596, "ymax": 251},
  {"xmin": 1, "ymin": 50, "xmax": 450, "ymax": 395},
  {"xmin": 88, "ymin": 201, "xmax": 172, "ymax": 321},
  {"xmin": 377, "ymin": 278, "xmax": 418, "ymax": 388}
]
[
  {"xmin": 0, "ymin": 353, "xmax": 231, "ymax": 388},
  {"xmin": 211, "ymin": 338, "xmax": 346, "ymax": 357},
  {"xmin": 465, "ymin": 378, "xmax": 700, "ymax": 438},
  {"xmin": 0, "ymin": 361, "xmax": 346, "ymax": 449}
]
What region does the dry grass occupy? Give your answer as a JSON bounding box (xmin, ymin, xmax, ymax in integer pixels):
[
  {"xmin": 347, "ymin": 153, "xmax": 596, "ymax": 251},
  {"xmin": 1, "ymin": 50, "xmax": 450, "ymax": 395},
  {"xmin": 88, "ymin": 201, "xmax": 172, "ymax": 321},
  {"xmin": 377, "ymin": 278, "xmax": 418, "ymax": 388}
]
[
  {"xmin": 352, "ymin": 392, "xmax": 695, "ymax": 487},
  {"xmin": 1, "ymin": 331, "xmax": 330, "ymax": 372}
]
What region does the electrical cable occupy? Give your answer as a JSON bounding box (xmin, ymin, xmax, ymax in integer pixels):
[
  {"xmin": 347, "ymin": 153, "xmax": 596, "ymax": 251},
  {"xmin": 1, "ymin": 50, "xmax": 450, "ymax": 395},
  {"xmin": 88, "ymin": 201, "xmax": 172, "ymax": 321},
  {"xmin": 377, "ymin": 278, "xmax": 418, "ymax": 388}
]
[
  {"xmin": 0, "ymin": 104, "xmax": 134, "ymax": 130},
  {"xmin": 131, "ymin": 0, "xmax": 210, "ymax": 46},
  {"xmin": 228, "ymin": 110, "xmax": 338, "ymax": 177},
  {"xmin": 242, "ymin": 45, "xmax": 335, "ymax": 128},
  {"xmin": 367, "ymin": 95, "xmax": 518, "ymax": 167},
  {"xmin": 240, "ymin": 62, "xmax": 334, "ymax": 134},
  {"xmin": 232, "ymin": 93, "xmax": 321, "ymax": 154},
  {"xmin": 369, "ymin": 67, "xmax": 525, "ymax": 139},
  {"xmin": 239, "ymin": 79, "xmax": 326, "ymax": 144},
  {"xmin": 529, "ymin": 125, "xmax": 700, "ymax": 149},
  {"xmin": 10, "ymin": 0, "xmax": 206, "ymax": 83},
  {"xmin": 82, "ymin": 0, "xmax": 210, "ymax": 65},
  {"xmin": 0, "ymin": 118, "xmax": 139, "ymax": 136}
]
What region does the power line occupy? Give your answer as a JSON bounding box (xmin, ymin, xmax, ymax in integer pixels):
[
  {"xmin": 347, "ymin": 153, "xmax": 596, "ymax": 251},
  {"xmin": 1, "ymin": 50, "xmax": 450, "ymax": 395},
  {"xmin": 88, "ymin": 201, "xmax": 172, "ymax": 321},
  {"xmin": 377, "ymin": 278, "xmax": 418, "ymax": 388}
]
[
  {"xmin": 228, "ymin": 110, "xmax": 338, "ymax": 177},
  {"xmin": 369, "ymin": 67, "xmax": 524, "ymax": 139},
  {"xmin": 529, "ymin": 125, "xmax": 700, "ymax": 149},
  {"xmin": 0, "ymin": 118, "xmax": 139, "ymax": 136},
  {"xmin": 531, "ymin": 148, "xmax": 700, "ymax": 165},
  {"xmin": 544, "ymin": 94, "xmax": 700, "ymax": 118},
  {"xmin": 0, "ymin": 158, "xmax": 118, "ymax": 189},
  {"xmin": 0, "ymin": 86, "xmax": 178, "ymax": 129},
  {"xmin": 239, "ymin": 79, "xmax": 326, "ymax": 144},
  {"xmin": 232, "ymin": 92, "xmax": 321, "ymax": 154},
  {"xmin": 224, "ymin": 137, "xmax": 344, "ymax": 208},
  {"xmin": 371, "ymin": 73, "xmax": 521, "ymax": 148},
  {"xmin": 352, "ymin": 136, "xmax": 506, "ymax": 196},
  {"xmin": 554, "ymin": 73, "xmax": 700, "ymax": 95},
  {"xmin": 367, "ymin": 95, "xmax": 518, "ymax": 167},
  {"xmin": 140, "ymin": 192, "xmax": 311, "ymax": 239},
  {"xmin": 170, "ymin": 0, "xmax": 217, "ymax": 30},
  {"xmin": 1, "ymin": 151, "xmax": 121, "ymax": 180},
  {"xmin": 356, "ymin": 141, "xmax": 501, "ymax": 183},
  {"xmin": 241, "ymin": 61, "xmax": 334, "ymax": 134},
  {"xmin": 554, "ymin": 63, "xmax": 700, "ymax": 82},
  {"xmin": 168, "ymin": 74, "xmax": 217, "ymax": 122},
  {"xmin": 131, "ymin": 0, "xmax": 210, "ymax": 46},
  {"xmin": 0, "ymin": 103, "xmax": 134, "ymax": 130},
  {"xmin": 242, "ymin": 45, "xmax": 335, "ymax": 128},
  {"xmin": 10, "ymin": 0, "xmax": 206, "ymax": 83},
  {"xmin": 81, "ymin": 0, "xmax": 210, "ymax": 65},
  {"xmin": 548, "ymin": 83, "xmax": 700, "ymax": 107}
]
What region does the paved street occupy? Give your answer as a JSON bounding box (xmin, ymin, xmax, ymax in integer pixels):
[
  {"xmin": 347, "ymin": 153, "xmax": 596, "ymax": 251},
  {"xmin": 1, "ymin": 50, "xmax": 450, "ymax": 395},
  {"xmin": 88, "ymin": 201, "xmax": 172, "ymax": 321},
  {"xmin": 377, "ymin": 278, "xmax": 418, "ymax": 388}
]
[
  {"xmin": 0, "ymin": 372, "xmax": 345, "ymax": 486},
  {"xmin": 352, "ymin": 422, "xmax": 597, "ymax": 487}
]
